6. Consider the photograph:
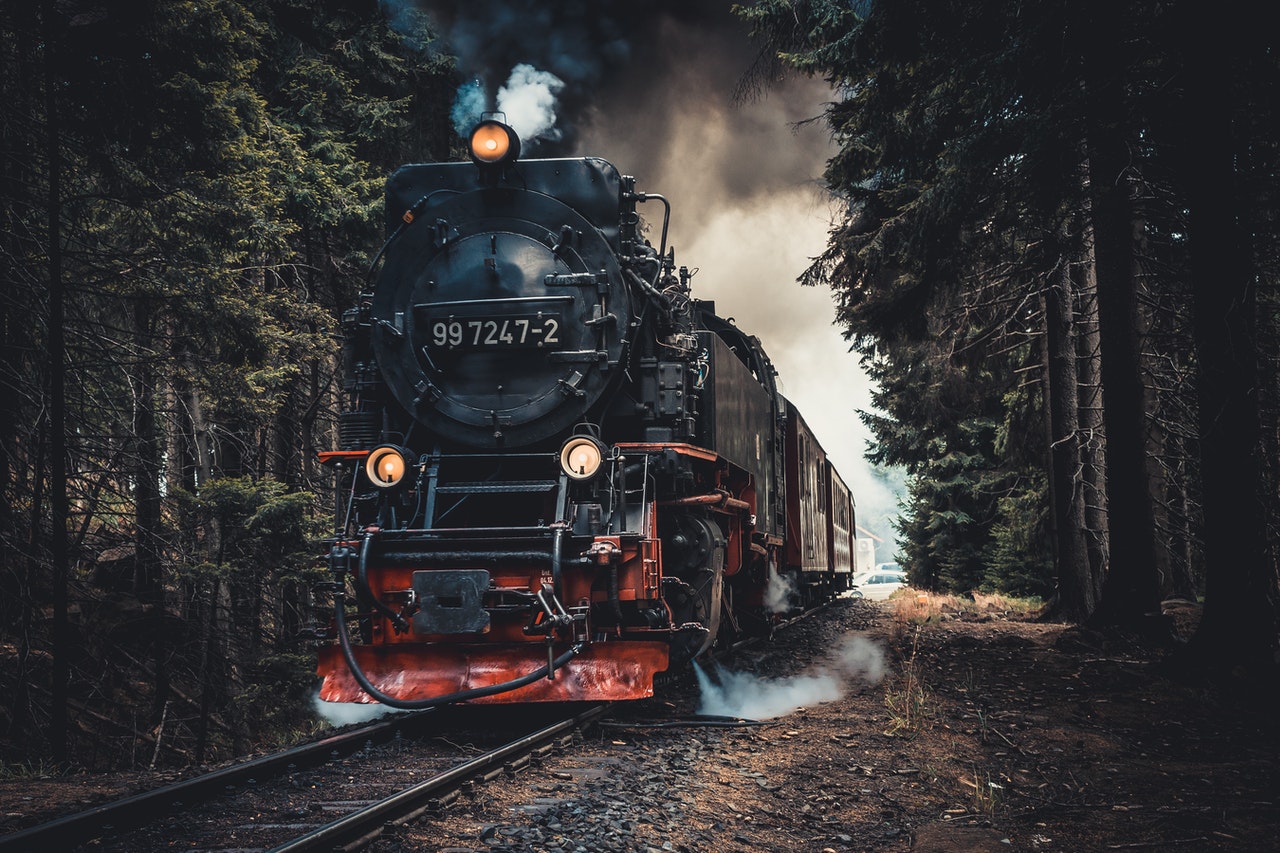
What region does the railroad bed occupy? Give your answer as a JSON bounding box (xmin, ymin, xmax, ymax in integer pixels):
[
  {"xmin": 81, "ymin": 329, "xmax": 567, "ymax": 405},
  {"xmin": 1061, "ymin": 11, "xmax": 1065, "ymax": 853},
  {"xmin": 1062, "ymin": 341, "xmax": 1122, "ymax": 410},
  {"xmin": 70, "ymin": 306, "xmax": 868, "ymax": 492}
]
[
  {"xmin": 0, "ymin": 704, "xmax": 606, "ymax": 852},
  {"xmin": 0, "ymin": 599, "xmax": 870, "ymax": 853}
]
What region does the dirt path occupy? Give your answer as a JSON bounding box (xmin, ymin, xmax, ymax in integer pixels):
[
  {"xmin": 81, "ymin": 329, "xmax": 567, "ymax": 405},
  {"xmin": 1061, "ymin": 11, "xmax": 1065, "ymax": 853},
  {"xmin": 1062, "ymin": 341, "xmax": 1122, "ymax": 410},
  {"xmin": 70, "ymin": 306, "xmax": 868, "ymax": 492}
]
[{"xmin": 392, "ymin": 596, "xmax": 1279, "ymax": 852}]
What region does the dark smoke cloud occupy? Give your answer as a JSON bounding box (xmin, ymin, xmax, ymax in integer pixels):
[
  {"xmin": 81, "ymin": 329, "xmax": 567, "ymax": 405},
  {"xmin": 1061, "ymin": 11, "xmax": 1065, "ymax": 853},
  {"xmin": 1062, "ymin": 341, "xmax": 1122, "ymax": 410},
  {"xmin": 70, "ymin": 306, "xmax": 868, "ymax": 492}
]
[
  {"xmin": 417, "ymin": 0, "xmax": 648, "ymax": 147},
  {"xmin": 414, "ymin": 1, "xmax": 818, "ymax": 156},
  {"xmin": 581, "ymin": 9, "xmax": 835, "ymax": 224},
  {"xmin": 421, "ymin": 0, "xmax": 636, "ymax": 91},
  {"xmin": 414, "ymin": 0, "xmax": 837, "ymax": 238}
]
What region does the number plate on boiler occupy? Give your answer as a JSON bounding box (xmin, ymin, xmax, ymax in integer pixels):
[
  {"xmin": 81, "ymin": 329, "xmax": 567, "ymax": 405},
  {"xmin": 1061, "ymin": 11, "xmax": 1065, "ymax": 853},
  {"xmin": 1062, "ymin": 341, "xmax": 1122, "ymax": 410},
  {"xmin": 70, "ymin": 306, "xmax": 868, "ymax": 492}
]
[
  {"xmin": 428, "ymin": 315, "xmax": 562, "ymax": 350},
  {"xmin": 417, "ymin": 297, "xmax": 572, "ymax": 352}
]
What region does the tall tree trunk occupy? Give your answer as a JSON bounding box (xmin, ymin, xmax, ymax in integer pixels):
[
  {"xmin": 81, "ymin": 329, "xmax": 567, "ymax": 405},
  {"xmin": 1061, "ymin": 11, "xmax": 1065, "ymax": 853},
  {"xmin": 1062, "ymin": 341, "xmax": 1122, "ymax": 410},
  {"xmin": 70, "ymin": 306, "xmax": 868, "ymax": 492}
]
[
  {"xmin": 167, "ymin": 362, "xmax": 199, "ymax": 494},
  {"xmin": 1087, "ymin": 157, "xmax": 1164, "ymax": 630},
  {"xmin": 194, "ymin": 572, "xmax": 216, "ymax": 765},
  {"xmin": 1177, "ymin": 5, "xmax": 1278, "ymax": 685},
  {"xmin": 1131, "ymin": 212, "xmax": 1178, "ymax": 600},
  {"xmin": 0, "ymin": 0, "xmax": 39, "ymax": 745},
  {"xmin": 188, "ymin": 368, "xmax": 212, "ymax": 490},
  {"xmin": 132, "ymin": 297, "xmax": 169, "ymax": 723},
  {"xmin": 1075, "ymin": 221, "xmax": 1109, "ymax": 599},
  {"xmin": 43, "ymin": 0, "xmax": 72, "ymax": 763},
  {"xmin": 1044, "ymin": 239, "xmax": 1096, "ymax": 621},
  {"xmin": 1080, "ymin": 1, "xmax": 1165, "ymax": 632},
  {"xmin": 10, "ymin": 418, "xmax": 47, "ymax": 745},
  {"xmin": 1164, "ymin": 439, "xmax": 1199, "ymax": 601}
]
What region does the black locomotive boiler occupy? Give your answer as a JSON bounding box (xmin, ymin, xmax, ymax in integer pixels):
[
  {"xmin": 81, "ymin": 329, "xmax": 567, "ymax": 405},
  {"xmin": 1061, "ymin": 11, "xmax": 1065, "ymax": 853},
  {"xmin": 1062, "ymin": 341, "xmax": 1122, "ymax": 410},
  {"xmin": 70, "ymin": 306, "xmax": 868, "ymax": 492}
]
[{"xmin": 316, "ymin": 120, "xmax": 855, "ymax": 708}]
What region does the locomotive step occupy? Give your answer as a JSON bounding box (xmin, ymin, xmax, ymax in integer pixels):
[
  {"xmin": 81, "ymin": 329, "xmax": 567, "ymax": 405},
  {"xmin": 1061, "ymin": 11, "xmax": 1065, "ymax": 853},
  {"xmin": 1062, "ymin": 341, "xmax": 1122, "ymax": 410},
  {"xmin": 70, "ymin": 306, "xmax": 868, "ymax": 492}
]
[{"xmin": 433, "ymin": 479, "xmax": 559, "ymax": 495}]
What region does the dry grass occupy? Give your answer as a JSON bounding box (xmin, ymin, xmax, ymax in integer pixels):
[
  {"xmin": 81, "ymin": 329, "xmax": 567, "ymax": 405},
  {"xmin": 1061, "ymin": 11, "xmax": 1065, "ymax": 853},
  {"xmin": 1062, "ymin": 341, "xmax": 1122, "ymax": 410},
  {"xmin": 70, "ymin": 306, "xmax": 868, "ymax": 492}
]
[
  {"xmin": 891, "ymin": 588, "xmax": 939, "ymax": 625},
  {"xmin": 962, "ymin": 764, "xmax": 1005, "ymax": 816},
  {"xmin": 883, "ymin": 625, "xmax": 933, "ymax": 739},
  {"xmin": 0, "ymin": 759, "xmax": 66, "ymax": 780},
  {"xmin": 892, "ymin": 589, "xmax": 1043, "ymax": 626}
]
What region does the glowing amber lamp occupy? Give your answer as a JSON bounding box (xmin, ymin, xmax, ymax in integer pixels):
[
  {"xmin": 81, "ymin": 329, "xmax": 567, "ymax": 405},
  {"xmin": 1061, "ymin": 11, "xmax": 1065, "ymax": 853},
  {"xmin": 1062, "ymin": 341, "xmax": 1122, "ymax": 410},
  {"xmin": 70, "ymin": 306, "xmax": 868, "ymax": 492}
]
[
  {"xmin": 365, "ymin": 445, "xmax": 409, "ymax": 488},
  {"xmin": 560, "ymin": 436, "xmax": 606, "ymax": 481},
  {"xmin": 469, "ymin": 121, "xmax": 513, "ymax": 164}
]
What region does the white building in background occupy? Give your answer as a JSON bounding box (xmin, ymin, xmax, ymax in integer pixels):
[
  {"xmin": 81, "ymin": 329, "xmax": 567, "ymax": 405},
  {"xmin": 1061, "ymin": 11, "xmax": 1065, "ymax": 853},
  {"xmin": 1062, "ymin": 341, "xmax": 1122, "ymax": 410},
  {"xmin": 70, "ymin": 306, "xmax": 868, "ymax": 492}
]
[{"xmin": 854, "ymin": 537, "xmax": 876, "ymax": 575}]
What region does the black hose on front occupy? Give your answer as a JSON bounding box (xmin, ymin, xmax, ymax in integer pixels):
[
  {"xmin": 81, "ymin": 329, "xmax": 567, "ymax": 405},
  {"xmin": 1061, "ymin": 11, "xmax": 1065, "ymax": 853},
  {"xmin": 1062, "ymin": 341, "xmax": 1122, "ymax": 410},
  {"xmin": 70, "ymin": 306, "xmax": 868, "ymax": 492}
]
[
  {"xmin": 331, "ymin": 589, "xmax": 583, "ymax": 710},
  {"xmin": 352, "ymin": 534, "xmax": 410, "ymax": 634},
  {"xmin": 551, "ymin": 524, "xmax": 564, "ymax": 600}
]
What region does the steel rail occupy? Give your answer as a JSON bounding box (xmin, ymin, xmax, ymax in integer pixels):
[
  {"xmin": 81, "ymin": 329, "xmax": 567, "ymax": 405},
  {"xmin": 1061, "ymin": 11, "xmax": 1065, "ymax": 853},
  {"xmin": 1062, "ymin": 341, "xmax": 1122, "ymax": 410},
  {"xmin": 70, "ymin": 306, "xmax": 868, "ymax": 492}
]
[
  {"xmin": 266, "ymin": 703, "xmax": 608, "ymax": 853},
  {"xmin": 0, "ymin": 709, "xmax": 438, "ymax": 852}
]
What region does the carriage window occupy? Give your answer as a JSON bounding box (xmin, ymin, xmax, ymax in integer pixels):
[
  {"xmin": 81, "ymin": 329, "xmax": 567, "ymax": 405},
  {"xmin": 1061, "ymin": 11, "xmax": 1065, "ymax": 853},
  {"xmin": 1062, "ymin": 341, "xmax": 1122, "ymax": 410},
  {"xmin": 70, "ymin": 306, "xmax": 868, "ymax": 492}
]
[{"xmin": 799, "ymin": 435, "xmax": 808, "ymax": 498}]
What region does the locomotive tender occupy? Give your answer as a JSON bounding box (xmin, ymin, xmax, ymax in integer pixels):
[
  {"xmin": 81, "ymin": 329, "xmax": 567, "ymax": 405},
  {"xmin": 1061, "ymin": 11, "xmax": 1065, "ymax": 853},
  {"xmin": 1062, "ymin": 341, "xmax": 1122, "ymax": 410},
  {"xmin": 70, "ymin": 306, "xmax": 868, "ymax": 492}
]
[{"xmin": 316, "ymin": 120, "xmax": 855, "ymax": 708}]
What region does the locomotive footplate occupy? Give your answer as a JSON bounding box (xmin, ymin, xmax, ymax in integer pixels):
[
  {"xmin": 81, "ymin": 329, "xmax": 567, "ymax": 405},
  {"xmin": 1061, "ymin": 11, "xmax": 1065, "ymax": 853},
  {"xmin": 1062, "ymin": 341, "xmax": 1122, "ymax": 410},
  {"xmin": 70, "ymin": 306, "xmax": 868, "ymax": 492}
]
[{"xmin": 317, "ymin": 640, "xmax": 670, "ymax": 704}]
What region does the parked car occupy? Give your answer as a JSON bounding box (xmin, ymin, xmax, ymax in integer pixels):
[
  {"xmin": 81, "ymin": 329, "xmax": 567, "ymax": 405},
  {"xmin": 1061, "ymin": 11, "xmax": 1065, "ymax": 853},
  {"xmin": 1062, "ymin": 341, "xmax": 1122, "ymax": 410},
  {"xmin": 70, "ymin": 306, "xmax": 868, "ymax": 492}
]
[{"xmin": 850, "ymin": 569, "xmax": 907, "ymax": 601}]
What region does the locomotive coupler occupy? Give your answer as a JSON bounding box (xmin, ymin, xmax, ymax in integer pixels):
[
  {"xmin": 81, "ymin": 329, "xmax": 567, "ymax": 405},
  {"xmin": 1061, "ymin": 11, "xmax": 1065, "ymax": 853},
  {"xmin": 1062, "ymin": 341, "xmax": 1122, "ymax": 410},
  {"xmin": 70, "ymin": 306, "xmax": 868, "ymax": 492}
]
[
  {"xmin": 522, "ymin": 584, "xmax": 580, "ymax": 681},
  {"xmin": 524, "ymin": 584, "xmax": 574, "ymax": 637},
  {"xmin": 586, "ymin": 538, "xmax": 621, "ymax": 565}
]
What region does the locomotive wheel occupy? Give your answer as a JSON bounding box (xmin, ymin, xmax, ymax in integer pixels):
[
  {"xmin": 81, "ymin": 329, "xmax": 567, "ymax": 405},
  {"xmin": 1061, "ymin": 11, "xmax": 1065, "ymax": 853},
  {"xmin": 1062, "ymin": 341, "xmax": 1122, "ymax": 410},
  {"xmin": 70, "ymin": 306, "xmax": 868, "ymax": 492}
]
[
  {"xmin": 660, "ymin": 513, "xmax": 725, "ymax": 665},
  {"xmin": 664, "ymin": 569, "xmax": 722, "ymax": 667}
]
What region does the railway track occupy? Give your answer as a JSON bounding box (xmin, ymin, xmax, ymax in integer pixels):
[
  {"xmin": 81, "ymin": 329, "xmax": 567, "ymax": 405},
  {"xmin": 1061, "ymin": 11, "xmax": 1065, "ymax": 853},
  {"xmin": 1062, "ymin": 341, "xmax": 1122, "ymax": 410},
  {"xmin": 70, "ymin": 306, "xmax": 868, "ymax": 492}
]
[
  {"xmin": 0, "ymin": 709, "xmax": 441, "ymax": 852},
  {"xmin": 0, "ymin": 704, "xmax": 606, "ymax": 853},
  {"xmin": 269, "ymin": 704, "xmax": 606, "ymax": 853},
  {"xmin": 1, "ymin": 603, "xmax": 831, "ymax": 853}
]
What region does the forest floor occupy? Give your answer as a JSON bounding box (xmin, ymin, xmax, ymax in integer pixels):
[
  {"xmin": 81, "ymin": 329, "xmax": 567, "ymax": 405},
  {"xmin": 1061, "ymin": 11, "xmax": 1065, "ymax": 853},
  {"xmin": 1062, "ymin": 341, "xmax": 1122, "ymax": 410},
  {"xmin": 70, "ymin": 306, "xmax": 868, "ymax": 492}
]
[
  {"xmin": 2, "ymin": 594, "xmax": 1278, "ymax": 852},
  {"xmin": 393, "ymin": 593, "xmax": 1280, "ymax": 852}
]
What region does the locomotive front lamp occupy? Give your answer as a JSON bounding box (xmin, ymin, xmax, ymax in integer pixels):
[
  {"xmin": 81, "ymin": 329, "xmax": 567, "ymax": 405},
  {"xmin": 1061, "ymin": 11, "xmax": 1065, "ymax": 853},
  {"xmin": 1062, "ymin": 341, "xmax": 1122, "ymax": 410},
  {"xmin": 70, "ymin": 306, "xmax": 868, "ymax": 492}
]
[
  {"xmin": 468, "ymin": 119, "xmax": 521, "ymax": 167},
  {"xmin": 365, "ymin": 445, "xmax": 412, "ymax": 489},
  {"xmin": 559, "ymin": 436, "xmax": 607, "ymax": 481}
]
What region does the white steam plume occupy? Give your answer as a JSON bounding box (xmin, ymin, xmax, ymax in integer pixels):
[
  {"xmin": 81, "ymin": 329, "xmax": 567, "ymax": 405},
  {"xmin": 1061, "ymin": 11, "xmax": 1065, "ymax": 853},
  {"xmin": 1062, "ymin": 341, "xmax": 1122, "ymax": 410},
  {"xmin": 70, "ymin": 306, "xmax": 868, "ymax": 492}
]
[
  {"xmin": 450, "ymin": 64, "xmax": 566, "ymax": 146},
  {"xmin": 496, "ymin": 63, "xmax": 564, "ymax": 143},
  {"xmin": 312, "ymin": 692, "xmax": 406, "ymax": 726},
  {"xmin": 764, "ymin": 564, "xmax": 796, "ymax": 614},
  {"xmin": 451, "ymin": 77, "xmax": 487, "ymax": 138},
  {"xmin": 695, "ymin": 633, "xmax": 885, "ymax": 720},
  {"xmin": 695, "ymin": 663, "xmax": 841, "ymax": 720}
]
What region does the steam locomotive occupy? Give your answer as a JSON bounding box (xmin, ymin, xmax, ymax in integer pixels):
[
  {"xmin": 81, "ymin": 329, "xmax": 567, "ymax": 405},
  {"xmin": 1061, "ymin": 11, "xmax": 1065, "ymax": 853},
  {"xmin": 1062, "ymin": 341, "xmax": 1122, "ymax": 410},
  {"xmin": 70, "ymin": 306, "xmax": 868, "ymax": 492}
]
[{"xmin": 316, "ymin": 120, "xmax": 856, "ymax": 708}]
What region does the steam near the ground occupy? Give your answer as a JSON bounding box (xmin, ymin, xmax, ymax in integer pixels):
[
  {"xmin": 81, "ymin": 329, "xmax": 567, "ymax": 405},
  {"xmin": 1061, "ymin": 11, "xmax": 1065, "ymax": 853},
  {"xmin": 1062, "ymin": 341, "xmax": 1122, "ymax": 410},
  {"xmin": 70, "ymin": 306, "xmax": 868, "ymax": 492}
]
[
  {"xmin": 695, "ymin": 633, "xmax": 885, "ymax": 720},
  {"xmin": 313, "ymin": 692, "xmax": 405, "ymax": 726},
  {"xmin": 764, "ymin": 565, "xmax": 797, "ymax": 614}
]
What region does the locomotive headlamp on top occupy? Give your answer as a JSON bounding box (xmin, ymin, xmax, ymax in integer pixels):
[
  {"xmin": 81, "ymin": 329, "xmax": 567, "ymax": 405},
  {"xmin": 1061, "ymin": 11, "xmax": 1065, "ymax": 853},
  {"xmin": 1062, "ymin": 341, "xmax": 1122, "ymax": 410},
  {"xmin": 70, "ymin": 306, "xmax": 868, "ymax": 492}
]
[
  {"xmin": 364, "ymin": 444, "xmax": 414, "ymax": 489},
  {"xmin": 468, "ymin": 119, "xmax": 520, "ymax": 167},
  {"xmin": 559, "ymin": 436, "xmax": 608, "ymax": 481}
]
